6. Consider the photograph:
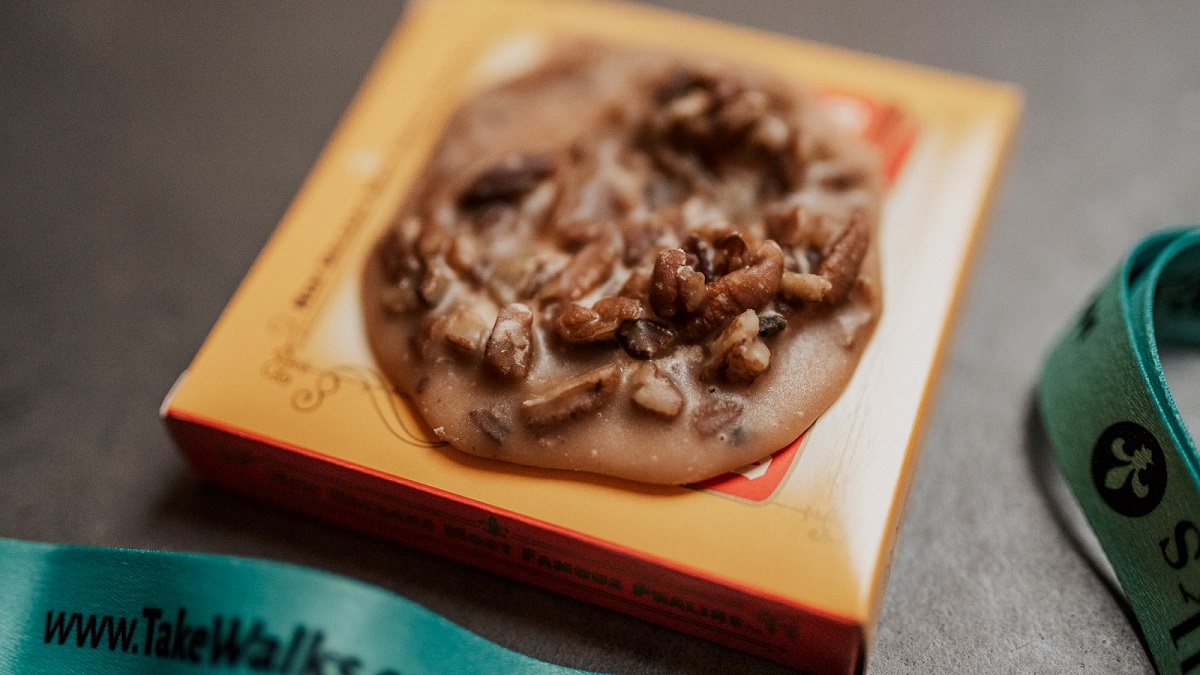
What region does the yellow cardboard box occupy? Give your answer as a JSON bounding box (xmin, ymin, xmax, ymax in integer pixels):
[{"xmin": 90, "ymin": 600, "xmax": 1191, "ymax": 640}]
[{"xmin": 163, "ymin": 1, "xmax": 1020, "ymax": 671}]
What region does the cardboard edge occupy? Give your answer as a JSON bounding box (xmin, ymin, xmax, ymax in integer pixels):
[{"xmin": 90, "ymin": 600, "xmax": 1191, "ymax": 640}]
[{"xmin": 163, "ymin": 406, "xmax": 864, "ymax": 674}]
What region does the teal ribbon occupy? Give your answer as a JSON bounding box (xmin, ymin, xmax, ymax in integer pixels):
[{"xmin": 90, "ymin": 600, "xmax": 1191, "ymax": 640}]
[
  {"xmin": 1039, "ymin": 227, "xmax": 1200, "ymax": 674},
  {"xmin": 0, "ymin": 538, "xmax": 600, "ymax": 674}
]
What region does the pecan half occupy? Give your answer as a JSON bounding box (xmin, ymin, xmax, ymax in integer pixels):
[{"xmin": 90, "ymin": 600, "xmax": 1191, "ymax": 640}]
[
  {"xmin": 520, "ymin": 363, "xmax": 621, "ymax": 427},
  {"xmin": 817, "ymin": 214, "xmax": 869, "ymax": 304},
  {"xmin": 484, "ymin": 303, "xmax": 534, "ymax": 379},
  {"xmin": 459, "ymin": 153, "xmax": 557, "ymax": 208},
  {"xmin": 679, "ymin": 240, "xmax": 785, "ymax": 341},
  {"xmin": 555, "ymin": 296, "xmax": 643, "ymax": 343},
  {"xmin": 630, "ymin": 363, "xmax": 684, "ymax": 418}
]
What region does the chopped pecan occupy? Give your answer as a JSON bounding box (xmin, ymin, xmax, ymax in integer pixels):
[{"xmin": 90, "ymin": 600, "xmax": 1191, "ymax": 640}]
[
  {"xmin": 679, "ymin": 240, "xmax": 785, "ymax": 341},
  {"xmin": 555, "ymin": 297, "xmax": 643, "ymax": 343},
  {"xmin": 621, "ymin": 219, "xmax": 662, "ymax": 266},
  {"xmin": 415, "ymin": 313, "xmax": 449, "ymax": 360},
  {"xmin": 706, "ymin": 309, "xmax": 771, "ymax": 383},
  {"xmin": 472, "ymin": 203, "xmax": 517, "ymax": 230},
  {"xmin": 517, "ymin": 253, "xmax": 569, "ymax": 300},
  {"xmin": 417, "ymin": 225, "xmax": 449, "ymax": 258},
  {"xmin": 717, "ymin": 89, "xmax": 768, "ymax": 133},
  {"xmin": 753, "ymin": 115, "xmax": 790, "ymax": 151},
  {"xmin": 469, "ymin": 408, "xmax": 510, "ymax": 444},
  {"xmin": 484, "ymin": 303, "xmax": 534, "ymax": 379},
  {"xmin": 379, "ymin": 216, "xmax": 422, "ymax": 281},
  {"xmin": 764, "ymin": 204, "xmax": 816, "ymax": 248},
  {"xmin": 691, "ymin": 398, "xmax": 743, "ymax": 437},
  {"xmin": 519, "ymin": 181, "xmax": 559, "ymax": 228},
  {"xmin": 649, "ymin": 248, "xmax": 706, "ymax": 319},
  {"xmin": 683, "ymin": 234, "xmax": 716, "ymax": 282},
  {"xmin": 520, "ymin": 363, "xmax": 620, "ymax": 427},
  {"xmin": 617, "ymin": 319, "xmax": 677, "ymax": 360},
  {"xmin": 714, "ymin": 231, "xmax": 750, "ymax": 274},
  {"xmin": 667, "ymin": 88, "xmax": 713, "ymax": 121},
  {"xmin": 418, "ymin": 258, "xmax": 454, "ymax": 306},
  {"xmin": 459, "ymin": 153, "xmax": 557, "ymax": 208},
  {"xmin": 618, "ymin": 266, "xmax": 651, "ymax": 303},
  {"xmin": 630, "ymin": 363, "xmax": 684, "ymax": 418},
  {"xmin": 379, "ymin": 278, "xmax": 420, "ymax": 315},
  {"xmin": 541, "ymin": 238, "xmax": 619, "ymax": 302},
  {"xmin": 780, "ymin": 271, "xmax": 831, "ymax": 303},
  {"xmin": 810, "ymin": 160, "xmax": 866, "ymax": 192},
  {"xmin": 441, "ymin": 304, "xmax": 493, "ymax": 355},
  {"xmin": 679, "ymin": 268, "xmax": 707, "ymax": 312},
  {"xmin": 558, "ymin": 218, "xmax": 602, "ymax": 248},
  {"xmin": 446, "ymin": 232, "xmax": 479, "ymax": 275},
  {"xmin": 817, "ymin": 214, "xmax": 870, "ymax": 304},
  {"xmin": 643, "ymin": 176, "xmax": 684, "ymax": 212}
]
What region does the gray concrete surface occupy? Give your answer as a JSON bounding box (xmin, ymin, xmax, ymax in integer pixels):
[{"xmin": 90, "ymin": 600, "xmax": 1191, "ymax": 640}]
[{"xmin": 6, "ymin": 1, "xmax": 1199, "ymax": 672}]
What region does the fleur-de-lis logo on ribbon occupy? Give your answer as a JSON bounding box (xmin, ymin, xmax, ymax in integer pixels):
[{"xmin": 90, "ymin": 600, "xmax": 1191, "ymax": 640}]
[
  {"xmin": 1091, "ymin": 421, "xmax": 1167, "ymax": 518},
  {"xmin": 1103, "ymin": 437, "xmax": 1154, "ymax": 498}
]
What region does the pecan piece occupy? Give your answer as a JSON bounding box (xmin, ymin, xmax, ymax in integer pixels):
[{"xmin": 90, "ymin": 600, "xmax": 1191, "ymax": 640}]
[
  {"xmin": 418, "ymin": 258, "xmax": 454, "ymax": 306},
  {"xmin": 378, "ymin": 216, "xmax": 422, "ymax": 281},
  {"xmin": 459, "ymin": 153, "xmax": 557, "ymax": 208},
  {"xmin": 379, "ymin": 278, "xmax": 420, "ymax": 315},
  {"xmin": 682, "ymin": 234, "xmax": 716, "ymax": 282},
  {"xmin": 706, "ymin": 309, "xmax": 771, "ymax": 383},
  {"xmin": 441, "ymin": 304, "xmax": 493, "ymax": 355},
  {"xmin": 679, "ymin": 240, "xmax": 785, "ymax": 341},
  {"xmin": 764, "ymin": 204, "xmax": 817, "ymax": 248},
  {"xmin": 621, "ymin": 219, "xmax": 662, "ymax": 266},
  {"xmin": 691, "ymin": 398, "xmax": 743, "ymax": 438},
  {"xmin": 617, "ymin": 319, "xmax": 677, "ymax": 360},
  {"xmin": 630, "ymin": 363, "xmax": 684, "ymax": 418},
  {"xmin": 810, "ymin": 160, "xmax": 866, "ymax": 192},
  {"xmin": 780, "ymin": 271, "xmax": 831, "ymax": 304},
  {"xmin": 714, "ymin": 231, "xmax": 750, "ymax": 274},
  {"xmin": 555, "ymin": 297, "xmax": 643, "ymax": 343},
  {"xmin": 541, "ymin": 238, "xmax": 619, "ymax": 302},
  {"xmin": 649, "ymin": 248, "xmax": 706, "ymax": 319},
  {"xmin": 817, "ymin": 214, "xmax": 870, "ymax": 304},
  {"xmin": 753, "ymin": 114, "xmax": 790, "ymax": 151},
  {"xmin": 618, "ymin": 266, "xmax": 651, "ymax": 303},
  {"xmin": 446, "ymin": 232, "xmax": 479, "ymax": 275},
  {"xmin": 469, "ymin": 408, "xmax": 510, "ymax": 444},
  {"xmin": 520, "ymin": 363, "xmax": 620, "ymax": 427},
  {"xmin": 484, "ymin": 303, "xmax": 534, "ymax": 379}
]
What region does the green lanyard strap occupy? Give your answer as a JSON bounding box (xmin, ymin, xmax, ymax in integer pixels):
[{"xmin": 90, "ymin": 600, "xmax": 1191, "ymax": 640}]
[
  {"xmin": 0, "ymin": 537, "xmax": 601, "ymax": 674},
  {"xmin": 1039, "ymin": 227, "xmax": 1200, "ymax": 674}
]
